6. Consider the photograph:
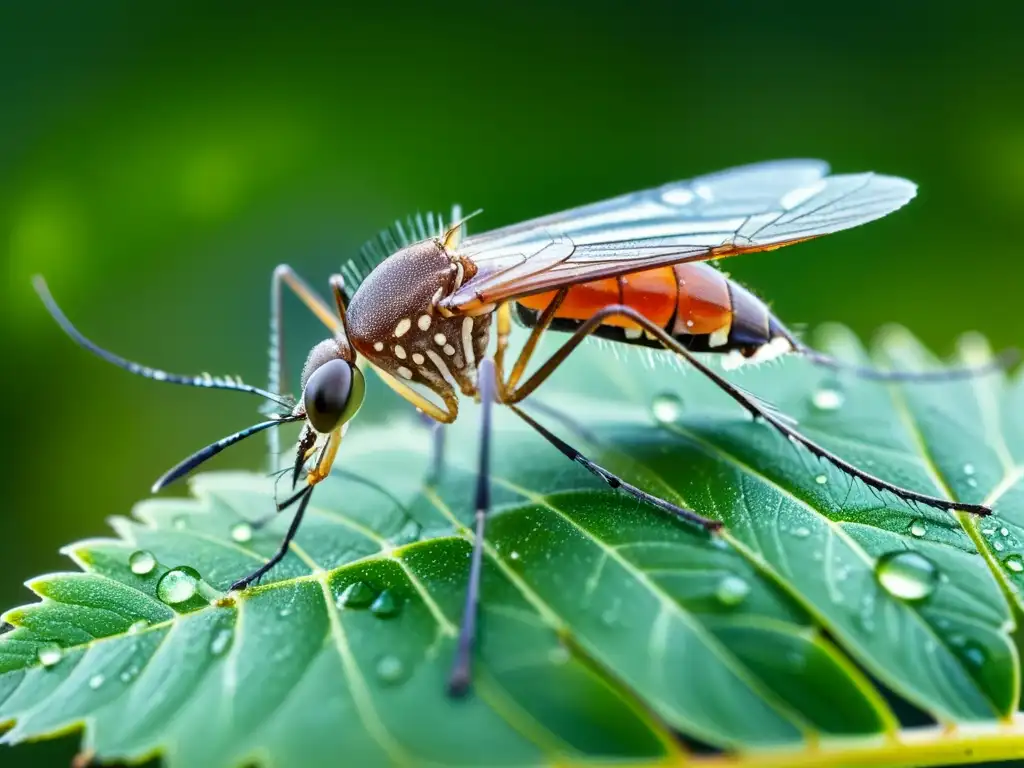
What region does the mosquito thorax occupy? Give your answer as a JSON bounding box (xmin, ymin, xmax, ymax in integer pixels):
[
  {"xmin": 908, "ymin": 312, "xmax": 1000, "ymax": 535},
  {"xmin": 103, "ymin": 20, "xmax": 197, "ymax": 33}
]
[{"xmin": 346, "ymin": 238, "xmax": 490, "ymax": 397}]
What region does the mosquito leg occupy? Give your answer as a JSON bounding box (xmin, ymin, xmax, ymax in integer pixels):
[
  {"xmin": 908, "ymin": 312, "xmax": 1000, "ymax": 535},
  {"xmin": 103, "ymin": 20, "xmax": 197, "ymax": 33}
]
[
  {"xmin": 448, "ymin": 358, "xmax": 497, "ymax": 697},
  {"xmin": 234, "ymin": 430, "xmax": 339, "ymax": 590},
  {"xmin": 502, "ymin": 304, "xmax": 991, "ymax": 517},
  {"xmin": 230, "ymin": 484, "xmax": 314, "ymax": 591},
  {"xmin": 493, "ymin": 291, "xmax": 567, "ymax": 399},
  {"xmin": 264, "ymin": 265, "xmax": 349, "ymax": 470},
  {"xmin": 510, "ymin": 405, "xmax": 719, "ymax": 530}
]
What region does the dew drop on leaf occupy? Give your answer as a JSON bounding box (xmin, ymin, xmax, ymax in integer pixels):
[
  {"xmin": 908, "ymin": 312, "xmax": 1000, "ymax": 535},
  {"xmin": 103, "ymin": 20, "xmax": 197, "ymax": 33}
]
[
  {"xmin": 963, "ymin": 463, "xmax": 976, "ymax": 476},
  {"xmin": 909, "ymin": 520, "xmax": 927, "ymax": 538},
  {"xmin": 370, "ymin": 590, "xmax": 401, "ymax": 619},
  {"xmin": 172, "ymin": 516, "xmax": 188, "ymax": 530},
  {"xmin": 1005, "ymin": 555, "xmax": 1024, "ymax": 573},
  {"xmin": 548, "ymin": 645, "xmax": 571, "ymax": 665},
  {"xmin": 128, "ymin": 550, "xmax": 157, "ymax": 576},
  {"xmin": 374, "ymin": 655, "xmax": 406, "ymax": 686},
  {"xmin": 651, "ymin": 393, "xmax": 683, "ymax": 425},
  {"xmin": 811, "ymin": 388, "xmax": 844, "ymax": 411},
  {"xmin": 961, "ymin": 642, "xmax": 987, "ymax": 667},
  {"xmin": 815, "ymin": 474, "xmax": 828, "ymax": 485},
  {"xmin": 37, "ymin": 643, "xmax": 62, "ymax": 668},
  {"xmin": 337, "ymin": 581, "xmax": 376, "ymax": 609},
  {"xmin": 156, "ymin": 567, "xmax": 201, "ymax": 605},
  {"xmin": 210, "ymin": 628, "xmax": 233, "ymax": 656},
  {"xmin": 792, "ymin": 526, "xmax": 810, "ymax": 539},
  {"xmin": 875, "ymin": 551, "xmax": 939, "ymax": 602},
  {"xmin": 89, "ymin": 674, "xmax": 105, "ymax": 690},
  {"xmin": 128, "ymin": 620, "xmax": 148, "ymax": 634},
  {"xmin": 230, "ymin": 523, "xmax": 253, "ymax": 543},
  {"xmin": 715, "ymin": 575, "xmax": 751, "ymax": 607},
  {"xmin": 509, "ymin": 551, "xmax": 520, "ymax": 561}
]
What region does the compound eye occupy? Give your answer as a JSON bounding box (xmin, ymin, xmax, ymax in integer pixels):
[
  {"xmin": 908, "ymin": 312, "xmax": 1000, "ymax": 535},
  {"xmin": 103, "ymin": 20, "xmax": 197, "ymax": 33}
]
[{"xmin": 302, "ymin": 359, "xmax": 364, "ymax": 433}]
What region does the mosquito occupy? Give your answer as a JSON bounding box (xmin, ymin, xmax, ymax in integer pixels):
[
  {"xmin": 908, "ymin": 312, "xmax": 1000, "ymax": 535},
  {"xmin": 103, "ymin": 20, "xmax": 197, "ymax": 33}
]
[{"xmin": 34, "ymin": 159, "xmax": 1012, "ymax": 698}]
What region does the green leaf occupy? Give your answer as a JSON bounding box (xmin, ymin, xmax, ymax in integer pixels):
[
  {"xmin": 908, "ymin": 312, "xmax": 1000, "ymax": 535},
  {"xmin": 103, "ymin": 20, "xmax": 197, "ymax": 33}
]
[{"xmin": 2, "ymin": 325, "xmax": 1022, "ymax": 767}]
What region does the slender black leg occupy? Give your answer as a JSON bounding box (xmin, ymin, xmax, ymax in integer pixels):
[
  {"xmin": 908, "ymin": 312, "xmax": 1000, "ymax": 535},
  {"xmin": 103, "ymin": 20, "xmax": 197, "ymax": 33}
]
[
  {"xmin": 448, "ymin": 358, "xmax": 496, "ymax": 697},
  {"xmin": 510, "ymin": 405, "xmax": 721, "ymax": 531},
  {"xmin": 503, "ymin": 304, "xmax": 992, "ymax": 517},
  {"xmin": 230, "ymin": 485, "xmax": 314, "ymax": 591}
]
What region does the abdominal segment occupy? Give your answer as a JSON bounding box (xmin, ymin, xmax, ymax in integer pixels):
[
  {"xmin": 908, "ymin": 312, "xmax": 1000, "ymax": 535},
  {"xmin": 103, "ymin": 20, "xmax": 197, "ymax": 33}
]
[{"xmin": 514, "ymin": 262, "xmax": 794, "ymax": 356}]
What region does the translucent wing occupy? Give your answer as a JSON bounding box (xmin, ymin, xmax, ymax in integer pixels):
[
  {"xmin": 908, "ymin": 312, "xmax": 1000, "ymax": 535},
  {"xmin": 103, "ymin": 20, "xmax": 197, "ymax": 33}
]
[{"xmin": 442, "ymin": 160, "xmax": 916, "ymax": 312}]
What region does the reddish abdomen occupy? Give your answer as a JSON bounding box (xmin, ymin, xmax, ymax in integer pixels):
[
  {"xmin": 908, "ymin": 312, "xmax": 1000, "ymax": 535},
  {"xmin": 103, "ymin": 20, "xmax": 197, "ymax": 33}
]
[{"xmin": 515, "ymin": 263, "xmax": 786, "ymax": 354}]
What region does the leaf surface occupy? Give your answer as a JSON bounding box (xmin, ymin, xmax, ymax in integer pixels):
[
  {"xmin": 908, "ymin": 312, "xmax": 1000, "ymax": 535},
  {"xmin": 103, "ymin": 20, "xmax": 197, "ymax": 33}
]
[{"xmin": 1, "ymin": 326, "xmax": 1022, "ymax": 767}]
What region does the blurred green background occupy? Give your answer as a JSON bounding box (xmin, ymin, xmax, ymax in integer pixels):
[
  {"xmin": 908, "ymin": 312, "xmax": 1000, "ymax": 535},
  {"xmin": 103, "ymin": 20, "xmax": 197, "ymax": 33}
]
[{"xmin": 2, "ymin": 0, "xmax": 1022, "ymax": 763}]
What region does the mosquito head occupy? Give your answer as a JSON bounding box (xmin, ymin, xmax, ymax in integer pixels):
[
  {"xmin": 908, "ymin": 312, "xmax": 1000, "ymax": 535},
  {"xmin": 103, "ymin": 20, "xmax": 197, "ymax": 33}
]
[{"xmin": 299, "ymin": 338, "xmax": 365, "ymax": 434}]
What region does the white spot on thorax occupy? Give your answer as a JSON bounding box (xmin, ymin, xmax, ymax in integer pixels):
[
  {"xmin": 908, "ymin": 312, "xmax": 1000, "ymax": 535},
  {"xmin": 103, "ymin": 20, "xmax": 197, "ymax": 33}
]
[
  {"xmin": 373, "ymin": 342, "xmax": 384, "ymax": 352},
  {"xmin": 417, "ymin": 314, "xmax": 432, "ymax": 331},
  {"xmin": 395, "ymin": 345, "xmax": 407, "ymax": 359},
  {"xmin": 412, "ymin": 353, "xmax": 425, "ymax": 365},
  {"xmin": 425, "ymin": 350, "xmax": 458, "ymax": 390},
  {"xmin": 434, "ymin": 333, "xmax": 447, "ymax": 346},
  {"xmin": 461, "ymin": 317, "xmax": 476, "ymax": 369},
  {"xmin": 397, "ymin": 366, "xmax": 413, "ymax": 379},
  {"xmin": 394, "ymin": 318, "xmax": 412, "ymax": 337},
  {"xmin": 443, "ymin": 344, "xmax": 455, "ymax": 356}
]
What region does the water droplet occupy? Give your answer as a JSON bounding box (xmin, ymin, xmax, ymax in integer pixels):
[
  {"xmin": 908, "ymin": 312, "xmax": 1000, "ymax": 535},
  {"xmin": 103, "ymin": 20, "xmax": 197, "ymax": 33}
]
[
  {"xmin": 548, "ymin": 645, "xmax": 571, "ymax": 665},
  {"xmin": 716, "ymin": 575, "xmax": 751, "ymax": 607},
  {"xmin": 651, "ymin": 393, "xmax": 683, "ymax": 425},
  {"xmin": 37, "ymin": 644, "xmax": 62, "ymax": 668},
  {"xmin": 210, "ymin": 628, "xmax": 233, "ymax": 656},
  {"xmin": 374, "ymin": 654, "xmax": 406, "ymax": 685},
  {"xmin": 811, "ymin": 388, "xmax": 844, "ymax": 411},
  {"xmin": 962, "ymin": 642, "xmax": 987, "ymax": 667},
  {"xmin": 89, "ymin": 674, "xmax": 105, "ymax": 690},
  {"xmin": 994, "ymin": 541, "xmax": 1005, "ymax": 552},
  {"xmin": 230, "ymin": 522, "xmax": 253, "ymax": 543},
  {"xmin": 909, "ymin": 520, "xmax": 927, "ymax": 538},
  {"xmin": 120, "ymin": 666, "xmax": 139, "ymax": 684},
  {"xmin": 509, "ymin": 551, "xmax": 520, "ymax": 561},
  {"xmin": 337, "ymin": 581, "xmax": 376, "ymax": 609},
  {"xmin": 172, "ymin": 516, "xmax": 188, "ymax": 530},
  {"xmin": 967, "ymin": 477, "xmax": 978, "ymax": 488},
  {"xmin": 370, "ymin": 590, "xmax": 401, "ymax": 619},
  {"xmin": 156, "ymin": 566, "xmax": 201, "ymax": 605},
  {"xmin": 391, "ymin": 520, "xmax": 422, "ymax": 546},
  {"xmin": 815, "ymin": 474, "xmax": 828, "ymax": 485},
  {"xmin": 963, "ymin": 463, "xmax": 976, "ymax": 476},
  {"xmin": 127, "ymin": 620, "xmax": 148, "ymax": 634},
  {"xmin": 128, "ymin": 550, "xmax": 157, "ymax": 576},
  {"xmin": 1000, "ymin": 527, "xmax": 1009, "ymax": 537},
  {"xmin": 278, "ymin": 605, "xmax": 294, "ymax": 618},
  {"xmin": 876, "ymin": 551, "xmax": 939, "ymax": 602},
  {"xmin": 792, "ymin": 526, "xmax": 811, "ymax": 539},
  {"xmin": 1005, "ymin": 555, "xmax": 1024, "ymax": 573}
]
